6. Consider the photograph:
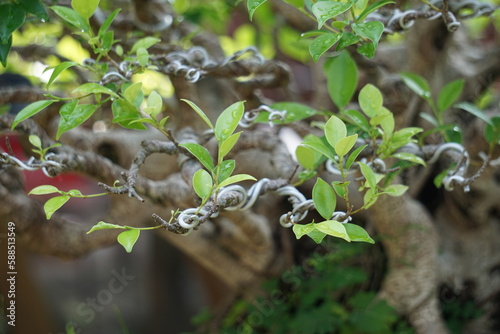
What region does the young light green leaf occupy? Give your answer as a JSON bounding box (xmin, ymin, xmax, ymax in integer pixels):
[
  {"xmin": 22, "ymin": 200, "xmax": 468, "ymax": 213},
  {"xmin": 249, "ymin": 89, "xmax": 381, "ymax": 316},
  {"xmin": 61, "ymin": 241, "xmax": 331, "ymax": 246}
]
[
  {"xmin": 309, "ymin": 33, "xmax": 341, "ymax": 62},
  {"xmin": 325, "ymin": 115, "xmax": 347, "ymax": 149},
  {"xmin": 332, "ymin": 181, "xmax": 349, "ymax": 198},
  {"xmin": 437, "ymin": 79, "xmax": 464, "ymax": 112},
  {"xmin": 117, "ymin": 229, "xmax": 140, "ymax": 253},
  {"xmin": 71, "ymin": 0, "xmax": 100, "ymax": 20},
  {"xmin": 391, "ymin": 152, "xmax": 426, "ymax": 166},
  {"xmin": 193, "ymin": 169, "xmax": 213, "ymax": 200},
  {"xmin": 358, "ymin": 161, "xmax": 377, "ymax": 189},
  {"xmin": 181, "ymin": 99, "xmax": 214, "ymax": 130},
  {"xmin": 130, "ymin": 36, "xmax": 160, "ymax": 53},
  {"xmin": 215, "ymin": 101, "xmax": 245, "ymax": 142},
  {"xmin": 11, "ymin": 100, "xmax": 56, "ymax": 130},
  {"xmin": 123, "ymin": 82, "xmax": 144, "ymax": 107},
  {"xmin": 307, "ymin": 229, "xmax": 327, "ymax": 244},
  {"xmin": 344, "ymin": 223, "xmax": 374, "ymax": 243},
  {"xmin": 292, "ymin": 222, "xmax": 316, "ymax": 239},
  {"xmin": 218, "ymin": 174, "xmax": 256, "ymax": 188},
  {"xmin": 219, "ymin": 132, "xmax": 241, "ymax": 161},
  {"xmin": 363, "ymin": 187, "xmax": 378, "ymax": 208},
  {"xmin": 28, "ymin": 134, "xmax": 42, "ymax": 149},
  {"xmin": 136, "ymin": 47, "xmax": 149, "ymax": 67},
  {"xmin": 357, "ymin": 0, "xmax": 395, "ymax": 22},
  {"xmin": 57, "ymin": 104, "xmax": 97, "ymax": 139},
  {"xmin": 384, "ymin": 184, "xmax": 409, "ymax": 197},
  {"xmin": 359, "ymin": 84, "xmax": 383, "ymax": 117},
  {"xmin": 179, "ymin": 143, "xmax": 214, "ymax": 171},
  {"xmin": 66, "ymin": 189, "xmax": 83, "ymax": 197},
  {"xmin": 346, "ymin": 144, "xmax": 367, "ymax": 170},
  {"xmin": 302, "ymin": 135, "xmax": 335, "ymax": 161},
  {"xmin": 73, "ymin": 83, "xmax": 119, "ymax": 98},
  {"xmin": 29, "ymin": 185, "xmax": 61, "ymax": 195},
  {"xmin": 315, "ymin": 220, "xmax": 350, "ymax": 242},
  {"xmin": 455, "ymin": 102, "xmax": 493, "ymax": 125},
  {"xmin": 312, "ymin": 178, "xmax": 336, "ymax": 220},
  {"xmin": 144, "ymin": 90, "xmax": 163, "ymax": 117},
  {"xmin": 247, "ymin": 0, "xmax": 267, "ymax": 21},
  {"xmin": 311, "ymin": 1, "xmax": 352, "ymax": 29},
  {"xmin": 352, "ymin": 21, "xmax": 384, "ymax": 48},
  {"xmin": 46, "ymin": 61, "xmax": 78, "ymax": 91},
  {"xmin": 50, "ymin": 6, "xmax": 90, "ymax": 33},
  {"xmin": 400, "ymin": 72, "xmax": 431, "ymax": 100},
  {"xmin": 217, "ymin": 159, "xmax": 236, "ymax": 184},
  {"xmin": 296, "ymin": 145, "xmax": 321, "ymax": 170},
  {"xmin": 87, "ymin": 221, "xmax": 124, "ymax": 234},
  {"xmin": 335, "ymin": 134, "xmax": 358, "ymax": 157},
  {"xmin": 325, "ymin": 51, "xmax": 358, "ymax": 110},
  {"xmin": 98, "ymin": 8, "xmax": 120, "ymax": 37},
  {"xmin": 378, "ymin": 108, "xmax": 395, "ymax": 135},
  {"xmin": 44, "ymin": 195, "xmax": 70, "ymax": 219}
]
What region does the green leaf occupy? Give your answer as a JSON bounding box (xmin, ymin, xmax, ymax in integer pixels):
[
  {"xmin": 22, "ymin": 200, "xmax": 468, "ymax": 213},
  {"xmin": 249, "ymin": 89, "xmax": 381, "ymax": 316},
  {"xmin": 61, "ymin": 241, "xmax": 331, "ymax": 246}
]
[
  {"xmin": 66, "ymin": 189, "xmax": 83, "ymax": 197},
  {"xmin": 46, "ymin": 61, "xmax": 78, "ymax": 91},
  {"xmin": 215, "ymin": 101, "xmax": 245, "ymax": 142},
  {"xmin": 181, "ymin": 99, "xmax": 214, "ymax": 130},
  {"xmin": 391, "ymin": 152, "xmax": 426, "ymax": 166},
  {"xmin": 312, "ymin": 178, "xmax": 336, "ymax": 220},
  {"xmin": 87, "ymin": 221, "xmax": 124, "ymax": 234},
  {"xmin": 384, "ymin": 184, "xmax": 408, "ymax": 196},
  {"xmin": 130, "ymin": 37, "xmax": 161, "ymax": 53},
  {"xmin": 325, "ymin": 51, "xmax": 358, "ymax": 109},
  {"xmin": 315, "ymin": 220, "xmax": 350, "ymax": 242},
  {"xmin": 357, "ymin": 1, "xmax": 395, "ymax": 22},
  {"xmin": 302, "ymin": 135, "xmax": 335, "ymax": 161},
  {"xmin": 73, "ymin": 83, "xmax": 119, "ymax": 98},
  {"xmin": 123, "ymin": 82, "xmax": 144, "ymax": 107},
  {"xmin": 455, "ymin": 102, "xmax": 493, "ymax": 125},
  {"xmin": 111, "ymin": 99, "xmax": 146, "ymax": 130},
  {"xmin": 325, "ymin": 115, "xmax": 347, "ymax": 149},
  {"xmin": 247, "ymin": 0, "xmax": 267, "ymax": 21},
  {"xmin": 11, "ymin": 100, "xmax": 56, "ymax": 130},
  {"xmin": 117, "ymin": 229, "xmax": 140, "ymax": 253},
  {"xmin": 357, "ymin": 42, "xmax": 376, "ymax": 58},
  {"xmin": 343, "ymin": 109, "xmax": 370, "ymax": 132},
  {"xmin": 20, "ymin": 0, "xmax": 49, "ymax": 21},
  {"xmin": 29, "ymin": 185, "xmax": 61, "ymax": 195},
  {"xmin": 300, "ymin": 30, "xmax": 327, "ymax": 39},
  {"xmin": 335, "ymin": 134, "xmax": 358, "ymax": 157},
  {"xmin": 0, "ymin": 35, "xmax": 12, "ymax": 67},
  {"xmin": 218, "ymin": 174, "xmax": 256, "ymax": 188},
  {"xmin": 332, "ymin": 181, "xmax": 349, "ymax": 197},
  {"xmin": 71, "ymin": 0, "xmax": 100, "ymax": 20},
  {"xmin": 336, "ymin": 32, "xmax": 361, "ymax": 50},
  {"xmin": 28, "ymin": 134, "xmax": 42, "ymax": 149},
  {"xmin": 292, "ymin": 222, "xmax": 316, "ymax": 239},
  {"xmin": 359, "ymin": 84, "xmax": 383, "ymax": 117},
  {"xmin": 311, "ymin": 2, "xmax": 352, "ymax": 29},
  {"xmin": 484, "ymin": 117, "xmax": 500, "ymax": 144},
  {"xmin": 50, "ymin": 6, "xmax": 90, "ymax": 33},
  {"xmin": 358, "ymin": 161, "xmax": 377, "ymax": 189},
  {"xmin": 98, "ymin": 9, "xmax": 120, "ymax": 37},
  {"xmin": 193, "ymin": 169, "xmax": 213, "ymax": 200},
  {"xmin": 378, "ymin": 108, "xmax": 395, "ymax": 135},
  {"xmin": 352, "ymin": 21, "xmax": 384, "ymax": 48},
  {"xmin": 346, "ymin": 144, "xmax": 367, "ymax": 170},
  {"xmin": 57, "ymin": 103, "xmax": 97, "ymax": 139},
  {"xmin": 217, "ymin": 159, "xmax": 236, "ymax": 184},
  {"xmin": 254, "ymin": 102, "xmax": 318, "ymax": 124},
  {"xmin": 363, "ymin": 187, "xmax": 378, "ymax": 208},
  {"xmin": 0, "ymin": 4, "xmax": 25, "ymax": 44},
  {"xmin": 344, "ymin": 223, "xmax": 374, "ymax": 243},
  {"xmin": 400, "ymin": 72, "xmax": 431, "ymax": 100},
  {"xmin": 219, "ymin": 132, "xmax": 241, "ymax": 161},
  {"xmin": 307, "ymin": 229, "xmax": 327, "ymax": 244},
  {"xmin": 144, "ymin": 90, "xmax": 163, "ymax": 117},
  {"xmin": 136, "ymin": 47, "xmax": 149, "ymax": 67},
  {"xmin": 44, "ymin": 195, "xmax": 70, "ymax": 219},
  {"xmin": 437, "ymin": 79, "xmax": 464, "ymax": 112},
  {"xmin": 296, "ymin": 145, "xmax": 321, "ymax": 170},
  {"xmin": 309, "ymin": 33, "xmax": 341, "ymax": 62},
  {"xmin": 420, "ymin": 112, "xmax": 439, "ymax": 126},
  {"xmin": 180, "ymin": 143, "xmax": 214, "ymax": 171}
]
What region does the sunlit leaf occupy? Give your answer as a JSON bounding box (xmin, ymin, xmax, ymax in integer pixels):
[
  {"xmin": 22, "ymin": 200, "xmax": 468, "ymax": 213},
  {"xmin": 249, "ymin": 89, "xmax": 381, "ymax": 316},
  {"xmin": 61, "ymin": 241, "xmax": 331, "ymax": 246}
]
[
  {"xmin": 335, "ymin": 134, "xmax": 358, "ymax": 157},
  {"xmin": 292, "ymin": 222, "xmax": 316, "ymax": 239},
  {"xmin": 315, "ymin": 220, "xmax": 350, "ymax": 242},
  {"xmin": 71, "ymin": 0, "xmax": 100, "ymax": 20},
  {"xmin": 29, "ymin": 185, "xmax": 61, "ymax": 195},
  {"xmin": 325, "ymin": 115, "xmax": 347, "ymax": 150},
  {"xmin": 44, "ymin": 195, "xmax": 70, "ymax": 219},
  {"xmin": 11, "ymin": 100, "xmax": 56, "ymax": 130},
  {"xmin": 218, "ymin": 174, "xmax": 256, "ymax": 188}
]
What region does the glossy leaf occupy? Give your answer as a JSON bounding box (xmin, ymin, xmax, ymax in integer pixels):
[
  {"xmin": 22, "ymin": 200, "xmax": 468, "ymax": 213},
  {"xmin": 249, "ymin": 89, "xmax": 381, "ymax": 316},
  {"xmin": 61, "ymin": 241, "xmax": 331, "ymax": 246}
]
[
  {"xmin": 46, "ymin": 61, "xmax": 78, "ymax": 91},
  {"xmin": 248, "ymin": 0, "xmax": 267, "ymax": 21},
  {"xmin": 11, "ymin": 100, "xmax": 56, "ymax": 130},
  {"xmin": 215, "ymin": 101, "xmax": 244, "ymax": 142},
  {"xmin": 218, "ymin": 159, "xmax": 236, "ymax": 184},
  {"xmin": 0, "ymin": 35, "xmax": 12, "ymax": 67},
  {"xmin": 312, "ymin": 178, "xmax": 336, "ymax": 220},
  {"xmin": 343, "ymin": 109, "xmax": 370, "ymax": 132},
  {"xmin": 302, "ymin": 135, "xmax": 335, "ymax": 161},
  {"xmin": 87, "ymin": 221, "xmax": 124, "ymax": 234},
  {"xmin": 325, "ymin": 51, "xmax": 358, "ymax": 109},
  {"xmin": 292, "ymin": 222, "xmax": 316, "ymax": 239},
  {"xmin": 44, "ymin": 195, "xmax": 70, "ymax": 219},
  {"xmin": 455, "ymin": 102, "xmax": 493, "ymax": 125},
  {"xmin": 325, "ymin": 115, "xmax": 347, "ymax": 150},
  {"xmin": 437, "ymin": 79, "xmax": 464, "ymax": 112},
  {"xmin": 219, "ymin": 132, "xmax": 241, "ymax": 161},
  {"xmin": 50, "ymin": 6, "xmax": 90, "ymax": 33},
  {"xmin": 20, "ymin": 0, "xmax": 49, "ymax": 20},
  {"xmin": 358, "ymin": 161, "xmax": 377, "ymax": 189},
  {"xmin": 357, "ymin": 1, "xmax": 395, "ymax": 22},
  {"xmin": 391, "ymin": 152, "xmax": 426, "ymax": 166},
  {"xmin": 336, "ymin": 32, "xmax": 361, "ymax": 50},
  {"xmin": 344, "ymin": 223, "xmax": 374, "ymax": 243},
  {"xmin": 335, "ymin": 134, "xmax": 358, "ymax": 157},
  {"xmin": 73, "ymin": 83, "xmax": 119, "ymax": 98},
  {"xmin": 117, "ymin": 229, "xmax": 140, "ymax": 253},
  {"xmin": 315, "ymin": 220, "xmax": 350, "ymax": 242},
  {"xmin": 57, "ymin": 103, "xmax": 97, "ymax": 139},
  {"xmin": 181, "ymin": 99, "xmax": 214, "ymax": 130},
  {"xmin": 359, "ymin": 84, "xmax": 383, "ymax": 117},
  {"xmin": 312, "ymin": 2, "xmax": 352, "ymax": 29},
  {"xmin": 29, "ymin": 185, "xmax": 61, "ymax": 195},
  {"xmin": 71, "ymin": 0, "xmax": 100, "ymax": 19},
  {"xmin": 309, "ymin": 33, "xmax": 341, "ymax": 62},
  {"xmin": 179, "ymin": 143, "xmax": 214, "ymax": 171},
  {"xmin": 400, "ymin": 72, "xmax": 431, "ymax": 100},
  {"xmin": 193, "ymin": 169, "xmax": 213, "ymax": 200},
  {"xmin": 352, "ymin": 21, "xmax": 384, "ymax": 48},
  {"xmin": 357, "ymin": 42, "xmax": 376, "ymax": 58},
  {"xmin": 218, "ymin": 174, "xmax": 256, "ymax": 188},
  {"xmin": 0, "ymin": 4, "xmax": 25, "ymax": 43}
]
